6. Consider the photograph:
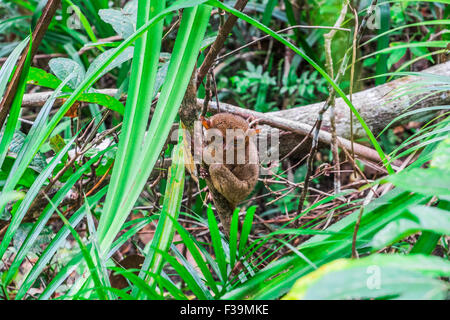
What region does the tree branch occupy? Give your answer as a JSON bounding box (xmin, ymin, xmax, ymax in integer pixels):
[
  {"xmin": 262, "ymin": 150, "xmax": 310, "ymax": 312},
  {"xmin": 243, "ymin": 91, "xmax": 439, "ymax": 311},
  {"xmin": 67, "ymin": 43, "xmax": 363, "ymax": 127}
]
[
  {"xmin": 196, "ymin": 0, "xmax": 249, "ymax": 87},
  {"xmin": 20, "ymin": 61, "xmax": 450, "ymax": 164},
  {"xmin": 0, "ymin": 0, "xmax": 61, "ymax": 130},
  {"xmin": 269, "ymin": 60, "xmax": 450, "ymax": 140}
]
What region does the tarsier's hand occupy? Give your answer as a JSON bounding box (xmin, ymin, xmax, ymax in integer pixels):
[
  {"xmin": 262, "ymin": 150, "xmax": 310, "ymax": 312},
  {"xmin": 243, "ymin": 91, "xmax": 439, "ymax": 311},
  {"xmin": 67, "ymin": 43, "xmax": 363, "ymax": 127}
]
[{"xmin": 202, "ymin": 113, "xmax": 259, "ymax": 207}]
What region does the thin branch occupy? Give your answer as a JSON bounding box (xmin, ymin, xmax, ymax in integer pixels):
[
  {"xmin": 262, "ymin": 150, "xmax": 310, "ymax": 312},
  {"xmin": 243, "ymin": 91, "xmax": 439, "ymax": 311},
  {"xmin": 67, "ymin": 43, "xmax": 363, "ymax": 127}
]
[
  {"xmin": 205, "ymin": 98, "xmax": 384, "ymax": 164},
  {"xmin": 352, "ymin": 185, "xmax": 377, "ymax": 258},
  {"xmin": 349, "ymin": 6, "xmax": 359, "ymax": 160},
  {"xmin": 324, "ymin": 0, "xmax": 348, "ymax": 195},
  {"xmin": 196, "ymin": 0, "xmax": 249, "ymax": 87},
  {"xmin": 16, "ymin": 85, "xmax": 431, "ymax": 166},
  {"xmin": 297, "ymin": 1, "xmax": 349, "ymax": 218},
  {"xmin": 0, "ymin": 53, "xmax": 66, "ymax": 65}
]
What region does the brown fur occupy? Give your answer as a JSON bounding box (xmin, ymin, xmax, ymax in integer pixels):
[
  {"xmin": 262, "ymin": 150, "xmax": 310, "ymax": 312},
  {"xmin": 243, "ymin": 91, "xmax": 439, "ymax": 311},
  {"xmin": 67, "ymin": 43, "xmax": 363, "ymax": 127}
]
[{"xmin": 204, "ymin": 113, "xmax": 259, "ymax": 207}]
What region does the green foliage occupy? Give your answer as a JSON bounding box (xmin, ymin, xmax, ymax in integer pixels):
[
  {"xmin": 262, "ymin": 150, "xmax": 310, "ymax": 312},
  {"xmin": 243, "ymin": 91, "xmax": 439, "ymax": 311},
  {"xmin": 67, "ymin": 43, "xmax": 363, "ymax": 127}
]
[
  {"xmin": 0, "ymin": 0, "xmax": 448, "ymax": 301},
  {"xmin": 281, "ymin": 70, "xmax": 329, "ymax": 106},
  {"xmin": 230, "ymin": 61, "xmax": 276, "ymax": 112},
  {"xmin": 284, "ymin": 254, "xmax": 450, "ymax": 300},
  {"xmin": 135, "ymin": 129, "xmax": 185, "ymax": 295},
  {"xmin": 0, "ymin": 36, "xmax": 32, "ymax": 174},
  {"xmin": 98, "ymin": 0, "xmax": 137, "ymax": 39}
]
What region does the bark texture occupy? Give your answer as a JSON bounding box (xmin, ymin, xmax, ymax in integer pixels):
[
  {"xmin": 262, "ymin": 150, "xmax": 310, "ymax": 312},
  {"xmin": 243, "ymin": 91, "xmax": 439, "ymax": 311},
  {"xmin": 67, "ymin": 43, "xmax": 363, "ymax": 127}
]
[{"xmin": 270, "ymin": 60, "xmax": 450, "ymax": 140}]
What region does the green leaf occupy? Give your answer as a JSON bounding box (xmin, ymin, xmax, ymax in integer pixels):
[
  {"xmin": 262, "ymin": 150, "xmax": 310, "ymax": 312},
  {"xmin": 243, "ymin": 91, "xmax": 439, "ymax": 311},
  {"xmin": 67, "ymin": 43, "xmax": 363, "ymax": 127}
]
[
  {"xmin": 39, "ymin": 251, "xmax": 84, "ymax": 300},
  {"xmin": 229, "ymin": 208, "xmax": 240, "ymax": 269},
  {"xmin": 0, "ymin": 35, "xmax": 32, "ymax": 171},
  {"xmin": 136, "ymin": 129, "xmax": 185, "ymax": 293},
  {"xmin": 54, "ymin": 209, "xmax": 108, "ymax": 300},
  {"xmin": 85, "ymin": 47, "xmax": 134, "ymax": 80},
  {"xmin": 238, "ymin": 206, "xmax": 256, "ymax": 259},
  {"xmin": 107, "ymin": 268, "xmax": 161, "ymax": 299},
  {"xmin": 97, "ymin": 1, "xmax": 211, "ymax": 257},
  {"xmin": 387, "ymin": 168, "xmax": 450, "ymax": 197},
  {"xmin": 410, "ymin": 46, "xmax": 431, "ymax": 61},
  {"xmin": 0, "ymin": 73, "xmax": 76, "ymax": 220},
  {"xmin": 172, "ymin": 221, "xmax": 217, "ymax": 297},
  {"xmin": 375, "ymin": 0, "xmax": 390, "ymax": 85},
  {"xmin": 431, "ymin": 137, "xmax": 450, "ymax": 170},
  {"xmin": 12, "ymin": 223, "xmax": 53, "ymax": 255},
  {"xmin": 0, "ymin": 36, "xmax": 29, "ymax": 98},
  {"xmin": 361, "ymin": 41, "xmax": 449, "ymax": 61},
  {"xmin": 361, "ymin": 19, "xmax": 450, "ymax": 47},
  {"xmin": 49, "ymin": 58, "xmax": 85, "ymax": 90},
  {"xmin": 386, "ymin": 47, "xmax": 407, "ymax": 70},
  {"xmin": 64, "ymin": 0, "xmax": 100, "ymax": 47},
  {"xmin": 207, "ymin": 204, "xmax": 227, "ymax": 282},
  {"xmin": 61, "ymin": 1, "xmax": 210, "ymax": 298},
  {"xmin": 98, "ymin": 5, "xmax": 137, "ymax": 39},
  {"xmin": 0, "ymin": 191, "xmax": 24, "ymax": 214},
  {"xmin": 28, "ymin": 66, "xmax": 125, "ymax": 114},
  {"xmin": 3, "ymin": 146, "xmax": 114, "ymax": 285},
  {"xmin": 223, "ymin": 189, "xmax": 426, "ymax": 299},
  {"xmin": 49, "ymin": 134, "xmax": 66, "ymax": 154},
  {"xmin": 15, "ymin": 187, "xmax": 108, "ymax": 300},
  {"xmin": 71, "ymin": 92, "xmax": 124, "ymax": 114},
  {"xmin": 283, "ymin": 254, "xmax": 450, "ymax": 300},
  {"xmin": 27, "ymin": 67, "xmax": 72, "ymax": 91},
  {"xmin": 160, "ymin": 247, "xmax": 210, "ymax": 300},
  {"xmin": 371, "ymin": 205, "xmax": 450, "ymax": 250}
]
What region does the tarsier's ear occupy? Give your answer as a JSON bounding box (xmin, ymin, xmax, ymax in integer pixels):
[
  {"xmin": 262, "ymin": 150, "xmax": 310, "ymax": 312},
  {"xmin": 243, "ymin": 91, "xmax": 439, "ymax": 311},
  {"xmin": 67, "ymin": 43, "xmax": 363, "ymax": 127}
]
[{"xmin": 200, "ymin": 116, "xmax": 211, "ymax": 129}]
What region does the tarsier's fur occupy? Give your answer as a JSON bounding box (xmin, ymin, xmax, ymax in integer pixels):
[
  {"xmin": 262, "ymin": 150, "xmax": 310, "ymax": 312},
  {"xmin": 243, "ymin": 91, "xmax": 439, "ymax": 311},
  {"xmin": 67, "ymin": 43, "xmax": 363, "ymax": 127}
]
[{"xmin": 204, "ymin": 113, "xmax": 259, "ymax": 208}]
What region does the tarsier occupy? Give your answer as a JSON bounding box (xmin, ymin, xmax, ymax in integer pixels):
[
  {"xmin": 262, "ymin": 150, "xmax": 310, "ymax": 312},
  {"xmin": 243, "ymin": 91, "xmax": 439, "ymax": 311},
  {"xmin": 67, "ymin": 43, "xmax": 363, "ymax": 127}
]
[{"xmin": 201, "ymin": 113, "xmax": 260, "ymax": 210}]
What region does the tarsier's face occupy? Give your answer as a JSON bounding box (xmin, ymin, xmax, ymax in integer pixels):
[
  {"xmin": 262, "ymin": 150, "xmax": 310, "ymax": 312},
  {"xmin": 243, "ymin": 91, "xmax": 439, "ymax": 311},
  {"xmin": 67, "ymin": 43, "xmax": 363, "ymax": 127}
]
[
  {"xmin": 201, "ymin": 113, "xmax": 259, "ymax": 166},
  {"xmin": 200, "ymin": 113, "xmax": 260, "ymax": 212}
]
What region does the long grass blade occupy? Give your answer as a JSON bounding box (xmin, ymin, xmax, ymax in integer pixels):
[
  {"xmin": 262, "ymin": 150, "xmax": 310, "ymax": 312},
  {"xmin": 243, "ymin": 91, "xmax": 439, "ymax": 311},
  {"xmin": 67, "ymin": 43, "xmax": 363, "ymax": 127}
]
[
  {"xmin": 136, "ymin": 128, "xmax": 185, "ymax": 294},
  {"xmin": 98, "ymin": 3, "xmax": 212, "ymax": 257},
  {"xmin": 15, "ymin": 187, "xmax": 108, "ymax": 300},
  {"xmin": 0, "ymin": 36, "xmax": 32, "ymax": 169}
]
